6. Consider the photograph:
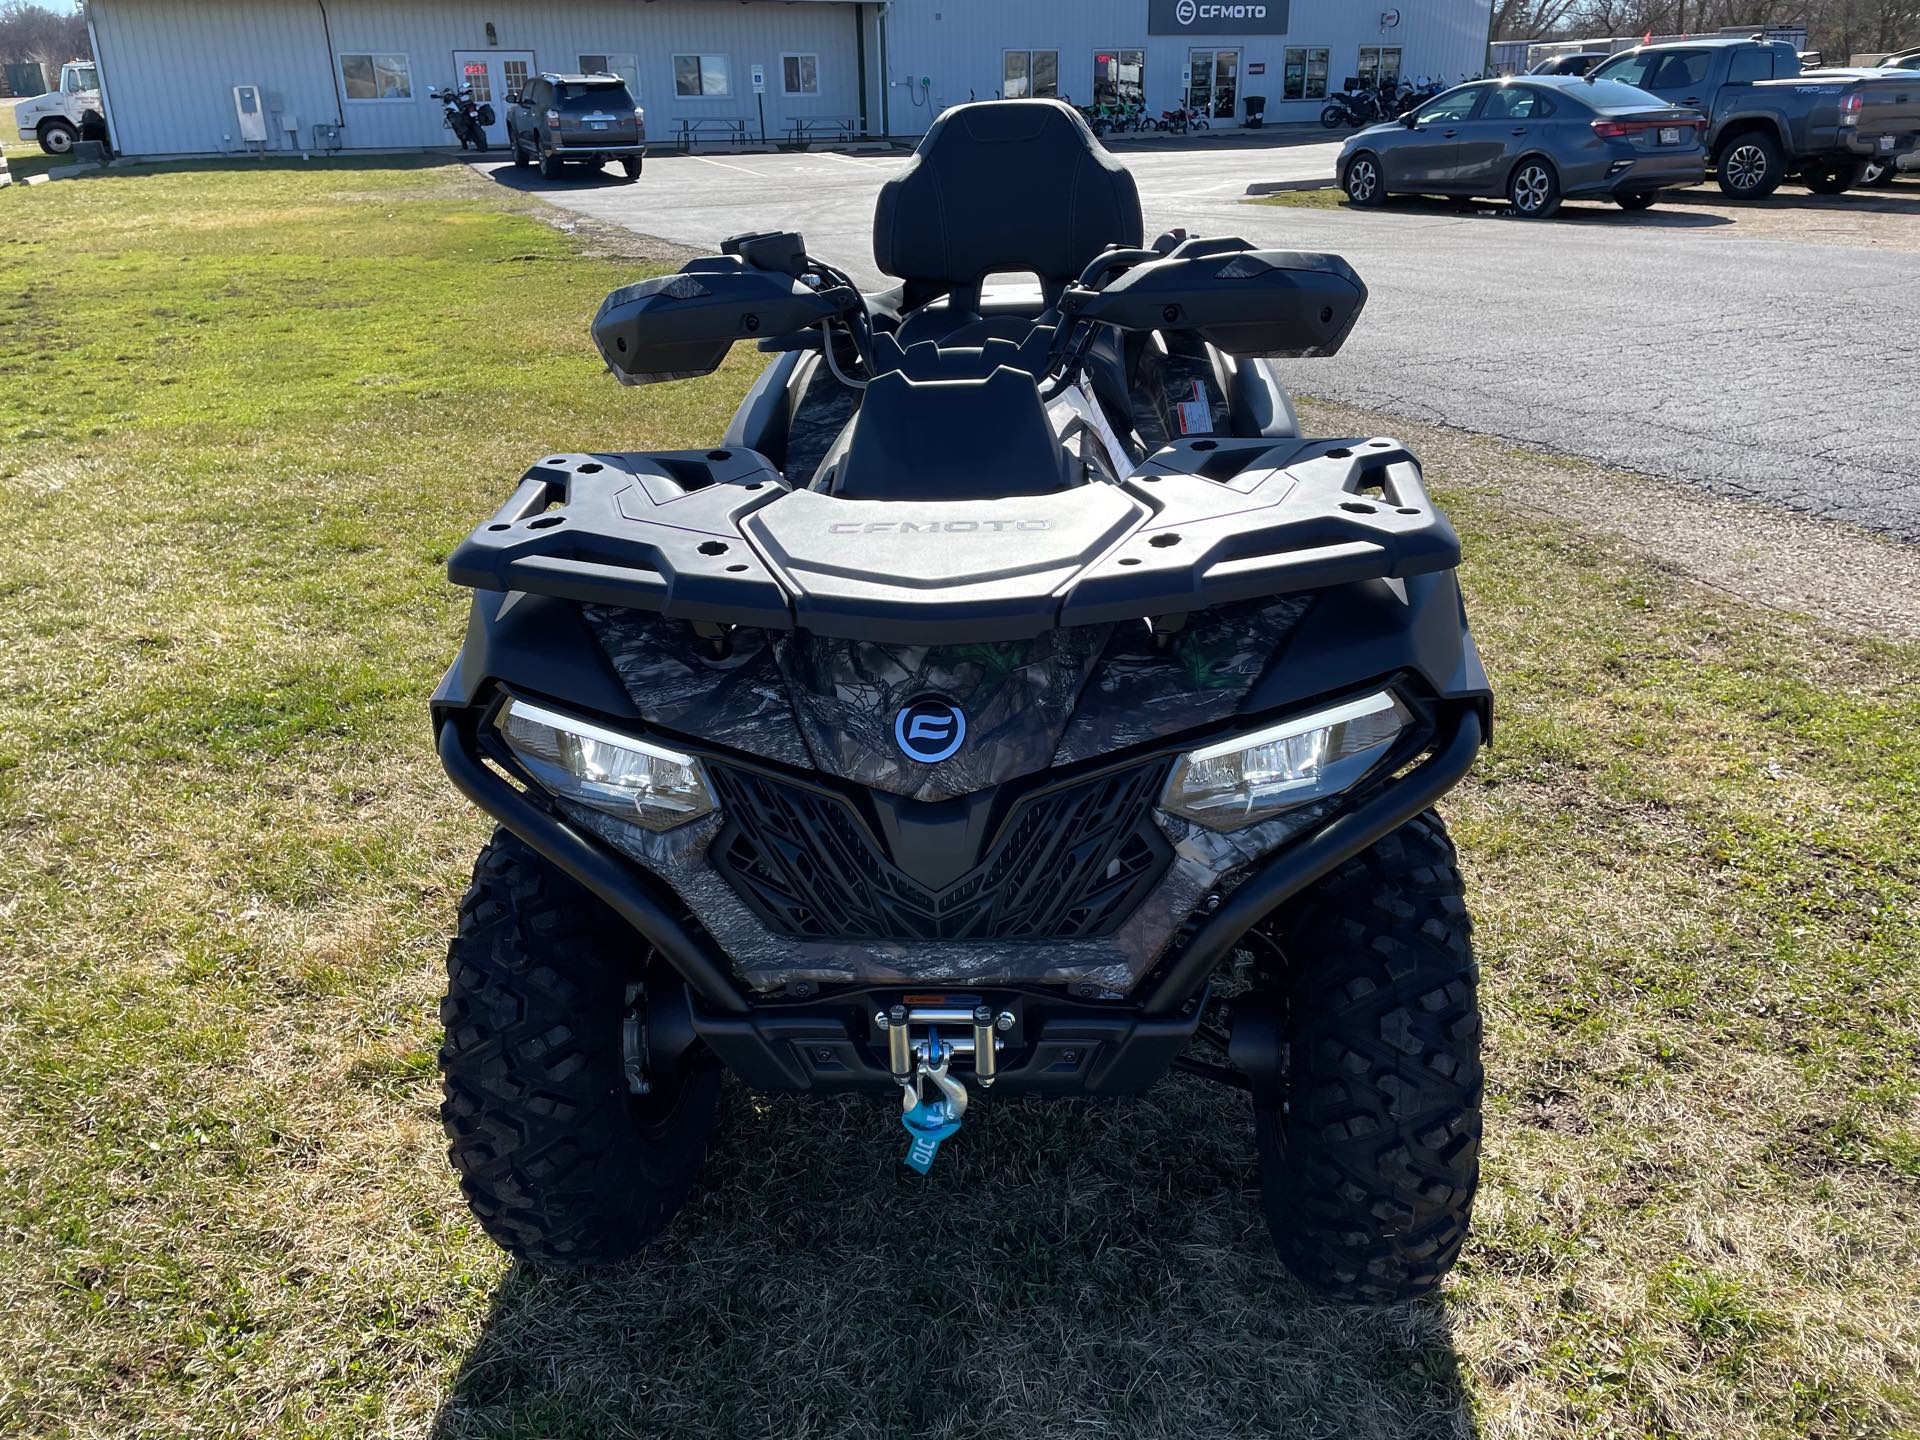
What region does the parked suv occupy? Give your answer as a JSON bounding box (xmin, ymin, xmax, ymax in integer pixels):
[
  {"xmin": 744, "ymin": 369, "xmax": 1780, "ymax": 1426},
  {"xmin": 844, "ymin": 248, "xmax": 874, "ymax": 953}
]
[
  {"xmin": 507, "ymin": 72, "xmax": 646, "ymax": 181},
  {"xmin": 1590, "ymin": 37, "xmax": 1920, "ymax": 196}
]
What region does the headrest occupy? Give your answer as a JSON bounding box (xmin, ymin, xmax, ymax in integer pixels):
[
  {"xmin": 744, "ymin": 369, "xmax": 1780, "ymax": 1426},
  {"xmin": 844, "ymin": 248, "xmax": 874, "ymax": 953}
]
[{"xmin": 872, "ymin": 100, "xmax": 1144, "ymax": 292}]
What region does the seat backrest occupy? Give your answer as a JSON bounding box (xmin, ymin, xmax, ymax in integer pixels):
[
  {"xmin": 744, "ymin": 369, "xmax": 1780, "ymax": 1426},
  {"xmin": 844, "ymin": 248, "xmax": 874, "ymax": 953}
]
[{"xmin": 873, "ymin": 100, "xmax": 1144, "ymax": 298}]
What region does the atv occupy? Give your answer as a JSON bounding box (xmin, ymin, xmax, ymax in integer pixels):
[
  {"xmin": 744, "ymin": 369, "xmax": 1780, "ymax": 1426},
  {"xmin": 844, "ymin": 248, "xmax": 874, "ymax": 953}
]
[{"xmin": 432, "ymin": 99, "xmax": 1491, "ymax": 1302}]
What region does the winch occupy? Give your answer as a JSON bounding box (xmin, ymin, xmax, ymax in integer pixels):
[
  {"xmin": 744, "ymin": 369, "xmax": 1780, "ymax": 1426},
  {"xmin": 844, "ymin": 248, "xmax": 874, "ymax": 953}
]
[{"xmin": 875, "ymin": 1002, "xmax": 1012, "ymax": 1172}]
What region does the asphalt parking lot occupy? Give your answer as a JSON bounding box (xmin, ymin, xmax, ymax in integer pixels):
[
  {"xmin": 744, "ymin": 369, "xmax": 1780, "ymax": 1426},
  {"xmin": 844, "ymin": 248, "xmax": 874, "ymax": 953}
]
[{"xmin": 473, "ymin": 140, "xmax": 1920, "ymax": 541}]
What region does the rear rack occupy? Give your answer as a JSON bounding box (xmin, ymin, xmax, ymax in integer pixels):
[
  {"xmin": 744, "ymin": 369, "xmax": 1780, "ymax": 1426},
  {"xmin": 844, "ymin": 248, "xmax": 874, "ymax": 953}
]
[{"xmin": 446, "ymin": 437, "xmax": 1460, "ymax": 642}]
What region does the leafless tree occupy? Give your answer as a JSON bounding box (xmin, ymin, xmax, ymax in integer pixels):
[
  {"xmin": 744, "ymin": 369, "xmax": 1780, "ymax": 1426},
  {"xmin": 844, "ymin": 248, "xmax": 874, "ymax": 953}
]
[
  {"xmin": 1497, "ymin": 0, "xmax": 1918, "ymax": 58},
  {"xmin": 0, "ymin": 2, "xmax": 90, "ymax": 74}
]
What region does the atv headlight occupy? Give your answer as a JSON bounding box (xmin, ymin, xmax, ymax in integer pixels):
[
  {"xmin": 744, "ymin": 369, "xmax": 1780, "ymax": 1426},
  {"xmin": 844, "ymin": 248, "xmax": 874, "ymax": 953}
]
[
  {"xmin": 1161, "ymin": 691, "xmax": 1412, "ymax": 830},
  {"xmin": 495, "ymin": 698, "xmax": 716, "ymax": 832}
]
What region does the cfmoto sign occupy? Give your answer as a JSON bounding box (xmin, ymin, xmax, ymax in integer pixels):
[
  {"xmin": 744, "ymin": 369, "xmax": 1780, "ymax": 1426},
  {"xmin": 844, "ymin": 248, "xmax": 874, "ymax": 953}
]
[{"xmin": 1148, "ymin": 0, "xmax": 1290, "ymax": 33}]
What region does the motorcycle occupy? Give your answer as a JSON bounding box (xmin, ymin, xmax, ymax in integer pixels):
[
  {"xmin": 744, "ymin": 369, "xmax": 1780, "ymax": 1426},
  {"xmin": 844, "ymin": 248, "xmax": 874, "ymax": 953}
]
[
  {"xmin": 1158, "ymin": 103, "xmax": 1209, "ymax": 133},
  {"xmin": 1076, "ymin": 101, "xmax": 1115, "ymax": 136},
  {"xmin": 431, "ymin": 83, "xmax": 494, "ymax": 152},
  {"xmin": 1319, "ymin": 88, "xmax": 1381, "ymax": 129},
  {"xmin": 429, "ymin": 98, "xmax": 1492, "ymax": 1305},
  {"xmin": 1397, "ymin": 78, "xmax": 1443, "ymax": 114}
]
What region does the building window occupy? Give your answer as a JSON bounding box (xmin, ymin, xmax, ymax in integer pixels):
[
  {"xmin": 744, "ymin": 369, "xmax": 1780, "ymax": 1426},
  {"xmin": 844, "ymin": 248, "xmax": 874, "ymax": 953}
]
[
  {"xmin": 579, "ymin": 53, "xmax": 637, "ymax": 95},
  {"xmin": 674, "ymin": 54, "xmax": 730, "ymax": 98},
  {"xmin": 782, "ymin": 53, "xmax": 819, "ymax": 95},
  {"xmin": 340, "ymin": 53, "xmax": 412, "ymax": 102},
  {"xmin": 1283, "ymin": 47, "xmax": 1329, "ymax": 100},
  {"xmin": 460, "ymin": 59, "xmax": 492, "ymax": 103},
  {"xmin": 1003, "ymin": 50, "xmax": 1058, "ymax": 100},
  {"xmin": 1093, "ymin": 49, "xmax": 1144, "ymax": 106},
  {"xmin": 1356, "ymin": 47, "xmax": 1403, "ymax": 89},
  {"xmin": 502, "ymin": 58, "xmax": 530, "ymax": 99}
]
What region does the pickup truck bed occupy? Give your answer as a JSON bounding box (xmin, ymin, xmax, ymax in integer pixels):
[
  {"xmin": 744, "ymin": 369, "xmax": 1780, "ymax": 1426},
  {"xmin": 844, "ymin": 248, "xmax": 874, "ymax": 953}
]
[{"xmin": 1591, "ymin": 39, "xmax": 1920, "ymax": 197}]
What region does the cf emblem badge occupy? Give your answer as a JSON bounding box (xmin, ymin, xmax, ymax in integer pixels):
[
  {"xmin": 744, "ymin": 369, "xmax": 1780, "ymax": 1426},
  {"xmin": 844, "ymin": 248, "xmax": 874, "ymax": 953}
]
[{"xmin": 894, "ymin": 697, "xmax": 966, "ymax": 764}]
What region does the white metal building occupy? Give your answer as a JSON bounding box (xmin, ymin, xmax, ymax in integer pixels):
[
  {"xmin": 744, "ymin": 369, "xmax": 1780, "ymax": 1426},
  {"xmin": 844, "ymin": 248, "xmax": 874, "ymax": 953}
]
[{"xmin": 86, "ymin": 0, "xmax": 1493, "ymax": 159}]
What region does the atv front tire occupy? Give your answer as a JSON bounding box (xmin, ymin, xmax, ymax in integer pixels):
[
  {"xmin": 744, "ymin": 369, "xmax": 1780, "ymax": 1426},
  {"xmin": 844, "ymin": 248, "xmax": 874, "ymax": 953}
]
[
  {"xmin": 440, "ymin": 829, "xmax": 720, "ymax": 1268},
  {"xmin": 1250, "ymin": 811, "xmax": 1481, "ymax": 1303}
]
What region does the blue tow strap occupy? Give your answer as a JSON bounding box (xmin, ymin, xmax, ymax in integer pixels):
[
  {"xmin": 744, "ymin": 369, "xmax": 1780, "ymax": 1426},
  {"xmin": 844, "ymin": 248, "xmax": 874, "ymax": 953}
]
[{"xmin": 901, "ymin": 1098, "xmax": 963, "ymax": 1173}]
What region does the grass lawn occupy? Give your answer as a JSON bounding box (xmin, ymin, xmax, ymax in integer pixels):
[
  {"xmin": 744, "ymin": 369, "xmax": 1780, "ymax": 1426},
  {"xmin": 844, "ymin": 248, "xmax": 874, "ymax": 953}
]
[
  {"xmin": 1, "ymin": 159, "xmax": 1916, "ymax": 1440},
  {"xmin": 1252, "ymin": 185, "xmax": 1346, "ymax": 208}
]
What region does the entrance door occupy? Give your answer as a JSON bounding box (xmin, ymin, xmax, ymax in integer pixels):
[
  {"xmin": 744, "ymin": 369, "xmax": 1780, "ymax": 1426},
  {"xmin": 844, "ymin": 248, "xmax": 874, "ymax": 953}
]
[
  {"xmin": 1187, "ymin": 49, "xmax": 1240, "ymax": 120},
  {"xmin": 452, "ymin": 50, "xmax": 535, "ymax": 146}
]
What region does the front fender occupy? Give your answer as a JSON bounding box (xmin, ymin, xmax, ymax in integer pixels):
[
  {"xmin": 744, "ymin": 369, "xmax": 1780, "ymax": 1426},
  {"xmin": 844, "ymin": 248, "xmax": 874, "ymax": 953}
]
[{"xmin": 430, "ymin": 589, "xmax": 642, "ymax": 722}]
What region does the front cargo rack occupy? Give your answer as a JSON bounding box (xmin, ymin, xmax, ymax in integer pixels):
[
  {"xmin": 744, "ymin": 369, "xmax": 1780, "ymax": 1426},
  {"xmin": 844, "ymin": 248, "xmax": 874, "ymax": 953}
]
[{"xmin": 446, "ymin": 436, "xmax": 1460, "ymax": 644}]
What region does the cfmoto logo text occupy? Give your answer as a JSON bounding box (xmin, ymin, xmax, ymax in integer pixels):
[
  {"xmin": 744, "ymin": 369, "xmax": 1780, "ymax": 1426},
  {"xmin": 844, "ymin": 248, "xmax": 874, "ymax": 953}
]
[
  {"xmin": 1177, "ymin": 0, "xmax": 1268, "ymax": 19},
  {"xmin": 894, "ymin": 697, "xmax": 967, "ymax": 764},
  {"xmin": 829, "ymin": 519, "xmax": 1052, "ymax": 534}
]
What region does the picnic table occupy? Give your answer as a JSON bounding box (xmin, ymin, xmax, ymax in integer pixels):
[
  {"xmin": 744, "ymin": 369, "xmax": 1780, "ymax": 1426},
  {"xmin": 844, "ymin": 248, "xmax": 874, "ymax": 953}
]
[
  {"xmin": 675, "ymin": 116, "xmax": 753, "ymax": 151},
  {"xmin": 784, "ymin": 115, "xmax": 863, "ymax": 146}
]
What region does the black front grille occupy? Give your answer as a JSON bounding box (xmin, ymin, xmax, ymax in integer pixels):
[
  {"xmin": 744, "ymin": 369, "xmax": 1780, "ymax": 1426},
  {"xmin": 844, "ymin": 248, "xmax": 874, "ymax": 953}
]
[{"xmin": 706, "ymin": 760, "xmax": 1173, "ymax": 942}]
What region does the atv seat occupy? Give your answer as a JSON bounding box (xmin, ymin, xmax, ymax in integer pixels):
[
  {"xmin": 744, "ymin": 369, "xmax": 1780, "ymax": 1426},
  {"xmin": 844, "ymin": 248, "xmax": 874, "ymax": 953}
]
[
  {"xmin": 873, "ymin": 99, "xmax": 1144, "ymax": 333},
  {"xmin": 723, "ymin": 100, "xmax": 1300, "ymax": 489}
]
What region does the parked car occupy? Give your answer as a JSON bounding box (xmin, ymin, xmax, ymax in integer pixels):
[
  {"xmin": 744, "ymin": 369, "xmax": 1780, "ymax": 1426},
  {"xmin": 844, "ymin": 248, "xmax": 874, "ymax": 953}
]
[
  {"xmin": 1865, "ymin": 43, "xmax": 1920, "ymax": 179},
  {"xmin": 1861, "ymin": 150, "xmax": 1918, "ymax": 183},
  {"xmin": 1337, "ymin": 76, "xmax": 1707, "ymax": 217},
  {"xmin": 506, "ymin": 72, "xmax": 646, "ymax": 181},
  {"xmin": 1588, "ymin": 37, "xmax": 1920, "ymax": 197},
  {"xmin": 1529, "ymin": 51, "xmax": 1610, "ymax": 77},
  {"xmin": 12, "ymin": 59, "xmax": 103, "ymax": 155}
]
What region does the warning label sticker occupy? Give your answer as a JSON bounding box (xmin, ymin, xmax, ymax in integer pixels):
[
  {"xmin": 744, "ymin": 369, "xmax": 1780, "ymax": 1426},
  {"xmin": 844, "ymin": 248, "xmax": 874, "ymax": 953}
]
[{"xmin": 1176, "ymin": 381, "xmax": 1214, "ymax": 437}]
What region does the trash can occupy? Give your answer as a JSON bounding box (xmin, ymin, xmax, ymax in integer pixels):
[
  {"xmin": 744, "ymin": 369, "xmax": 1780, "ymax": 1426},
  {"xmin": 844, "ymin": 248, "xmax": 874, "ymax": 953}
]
[{"xmin": 1244, "ymin": 95, "xmax": 1267, "ymax": 128}]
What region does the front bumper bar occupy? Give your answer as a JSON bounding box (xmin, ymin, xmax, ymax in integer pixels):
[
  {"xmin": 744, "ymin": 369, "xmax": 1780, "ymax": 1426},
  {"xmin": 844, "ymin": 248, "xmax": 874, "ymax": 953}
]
[{"xmin": 436, "ymin": 704, "xmax": 1484, "ymax": 1084}]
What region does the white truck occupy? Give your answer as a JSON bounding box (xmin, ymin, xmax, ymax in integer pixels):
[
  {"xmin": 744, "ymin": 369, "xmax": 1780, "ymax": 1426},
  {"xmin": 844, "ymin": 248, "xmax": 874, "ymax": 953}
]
[{"xmin": 13, "ymin": 60, "xmax": 103, "ymax": 155}]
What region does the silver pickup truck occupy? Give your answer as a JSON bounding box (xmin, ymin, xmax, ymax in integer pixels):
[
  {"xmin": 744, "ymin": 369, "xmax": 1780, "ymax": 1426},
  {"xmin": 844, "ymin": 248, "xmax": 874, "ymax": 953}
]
[{"xmin": 1591, "ymin": 36, "xmax": 1920, "ymax": 197}]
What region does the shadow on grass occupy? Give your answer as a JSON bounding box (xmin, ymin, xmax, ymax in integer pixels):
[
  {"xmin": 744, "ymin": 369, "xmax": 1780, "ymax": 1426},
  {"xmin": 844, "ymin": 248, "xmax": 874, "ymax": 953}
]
[
  {"xmin": 429, "ymin": 1081, "xmax": 1477, "ymax": 1440},
  {"xmin": 73, "ymin": 151, "xmax": 472, "ymax": 179}
]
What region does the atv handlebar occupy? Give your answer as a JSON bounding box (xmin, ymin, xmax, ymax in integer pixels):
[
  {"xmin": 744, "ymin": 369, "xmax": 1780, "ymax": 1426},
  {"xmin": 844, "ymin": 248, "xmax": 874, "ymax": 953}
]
[{"xmin": 592, "ymin": 231, "xmax": 1367, "ymax": 391}]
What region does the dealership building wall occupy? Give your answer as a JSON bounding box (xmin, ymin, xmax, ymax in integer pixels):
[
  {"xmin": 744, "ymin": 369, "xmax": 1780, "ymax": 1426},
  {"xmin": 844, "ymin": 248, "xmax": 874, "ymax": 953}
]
[
  {"xmin": 87, "ymin": 0, "xmax": 1492, "ymax": 159},
  {"xmin": 877, "ymin": 0, "xmax": 1493, "ymax": 132}
]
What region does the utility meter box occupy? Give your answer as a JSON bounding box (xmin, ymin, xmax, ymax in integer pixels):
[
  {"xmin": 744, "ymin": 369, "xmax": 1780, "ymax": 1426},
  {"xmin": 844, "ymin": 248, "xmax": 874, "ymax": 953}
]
[{"xmin": 232, "ymin": 84, "xmax": 267, "ymax": 142}]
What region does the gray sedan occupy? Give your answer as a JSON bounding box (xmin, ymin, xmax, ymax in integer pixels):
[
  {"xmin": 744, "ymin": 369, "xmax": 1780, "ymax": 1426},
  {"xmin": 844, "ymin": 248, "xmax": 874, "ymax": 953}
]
[{"xmin": 1337, "ymin": 76, "xmax": 1708, "ymax": 217}]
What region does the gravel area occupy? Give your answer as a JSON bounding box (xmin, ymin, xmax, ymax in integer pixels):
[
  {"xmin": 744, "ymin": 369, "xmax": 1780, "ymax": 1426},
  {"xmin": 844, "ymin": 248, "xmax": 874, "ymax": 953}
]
[{"xmin": 1301, "ymin": 396, "xmax": 1920, "ymax": 643}]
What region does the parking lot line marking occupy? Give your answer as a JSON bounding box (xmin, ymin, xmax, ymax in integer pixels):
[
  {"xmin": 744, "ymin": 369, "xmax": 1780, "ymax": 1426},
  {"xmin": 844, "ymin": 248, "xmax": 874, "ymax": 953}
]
[
  {"xmin": 820, "ymin": 151, "xmax": 902, "ymax": 169},
  {"xmin": 692, "ymin": 156, "xmax": 767, "ymax": 177}
]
